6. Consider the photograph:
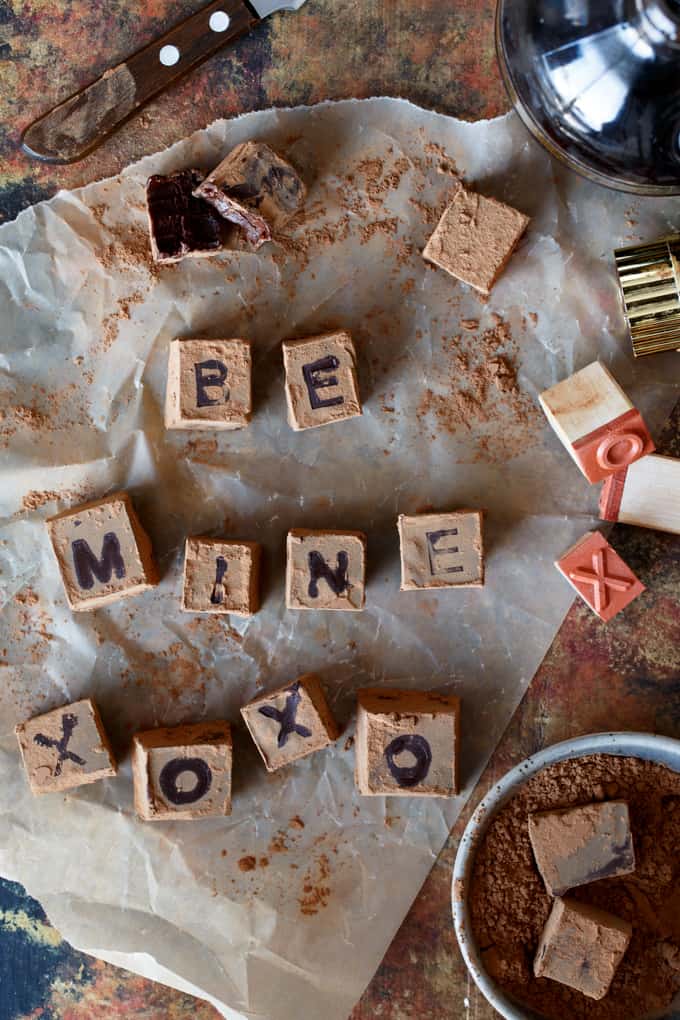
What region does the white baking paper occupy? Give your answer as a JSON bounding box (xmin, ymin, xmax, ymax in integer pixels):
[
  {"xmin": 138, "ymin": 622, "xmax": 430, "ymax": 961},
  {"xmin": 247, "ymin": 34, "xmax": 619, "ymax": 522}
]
[{"xmin": 0, "ymin": 98, "xmax": 678, "ymax": 1020}]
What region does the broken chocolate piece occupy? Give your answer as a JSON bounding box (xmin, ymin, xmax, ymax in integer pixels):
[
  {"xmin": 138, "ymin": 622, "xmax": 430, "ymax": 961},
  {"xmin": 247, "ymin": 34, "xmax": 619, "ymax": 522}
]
[
  {"xmin": 194, "ymin": 182, "xmax": 272, "ymax": 248},
  {"xmin": 146, "ymin": 170, "xmax": 225, "ymax": 264}
]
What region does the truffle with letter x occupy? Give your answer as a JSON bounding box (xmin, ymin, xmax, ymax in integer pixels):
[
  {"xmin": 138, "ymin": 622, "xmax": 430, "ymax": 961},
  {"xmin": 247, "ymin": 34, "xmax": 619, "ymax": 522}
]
[
  {"xmin": 286, "ymin": 528, "xmax": 366, "ymax": 610},
  {"xmin": 282, "ymin": 331, "xmax": 362, "ymax": 430},
  {"xmin": 15, "ymin": 698, "xmax": 117, "ymax": 795},
  {"xmin": 165, "ymin": 338, "xmax": 252, "ymax": 430},
  {"xmin": 241, "ymin": 674, "xmax": 339, "ymax": 772},
  {"xmin": 398, "ymin": 510, "xmax": 484, "ymax": 590},
  {"xmin": 555, "ymin": 530, "xmax": 644, "ymax": 622}
]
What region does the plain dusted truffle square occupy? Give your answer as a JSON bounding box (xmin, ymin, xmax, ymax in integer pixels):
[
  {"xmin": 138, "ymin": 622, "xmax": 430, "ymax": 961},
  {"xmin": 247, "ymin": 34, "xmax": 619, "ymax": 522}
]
[
  {"xmin": 165, "ymin": 338, "xmax": 252, "ymax": 430},
  {"xmin": 423, "ymin": 184, "xmax": 529, "ymax": 295},
  {"xmin": 555, "ymin": 531, "xmax": 645, "ymax": 622},
  {"xmin": 16, "ymin": 698, "xmax": 116, "ymax": 796},
  {"xmin": 241, "ymin": 674, "xmax": 339, "ymax": 772},
  {"xmin": 182, "ymin": 536, "xmax": 260, "ymax": 616},
  {"xmin": 529, "ymin": 800, "xmax": 636, "ymax": 897},
  {"xmin": 286, "ymin": 529, "xmax": 366, "ymax": 611},
  {"xmin": 132, "ymin": 721, "xmax": 232, "ymax": 821},
  {"xmin": 398, "ymin": 511, "xmax": 484, "ymax": 590},
  {"xmin": 534, "ymin": 897, "xmax": 632, "ymax": 1000},
  {"xmin": 47, "ymin": 492, "xmax": 158, "ymax": 611},
  {"xmin": 282, "ymin": 331, "xmax": 362, "ymax": 431},
  {"xmin": 355, "ymin": 688, "xmax": 460, "ymax": 797}
]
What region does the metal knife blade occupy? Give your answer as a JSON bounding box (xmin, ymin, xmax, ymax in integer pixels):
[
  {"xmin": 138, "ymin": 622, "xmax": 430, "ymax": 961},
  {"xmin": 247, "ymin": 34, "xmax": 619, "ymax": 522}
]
[{"xmin": 21, "ymin": 0, "xmax": 308, "ymax": 165}]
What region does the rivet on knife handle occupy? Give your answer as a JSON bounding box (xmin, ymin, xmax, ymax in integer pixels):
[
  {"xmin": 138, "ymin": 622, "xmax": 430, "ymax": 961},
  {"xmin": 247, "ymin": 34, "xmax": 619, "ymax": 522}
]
[{"xmin": 21, "ymin": 0, "xmax": 259, "ymax": 165}]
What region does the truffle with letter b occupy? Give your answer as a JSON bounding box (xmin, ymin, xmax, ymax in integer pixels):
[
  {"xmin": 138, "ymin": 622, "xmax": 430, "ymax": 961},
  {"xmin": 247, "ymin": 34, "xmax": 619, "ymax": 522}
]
[
  {"xmin": 555, "ymin": 531, "xmax": 644, "ymax": 622},
  {"xmin": 182, "ymin": 536, "xmax": 260, "ymax": 616},
  {"xmin": 165, "ymin": 338, "xmax": 252, "ymax": 430},
  {"xmin": 282, "ymin": 331, "xmax": 362, "ymax": 431},
  {"xmin": 398, "ymin": 511, "xmax": 484, "ymax": 590},
  {"xmin": 286, "ymin": 529, "xmax": 366, "ymax": 611}
]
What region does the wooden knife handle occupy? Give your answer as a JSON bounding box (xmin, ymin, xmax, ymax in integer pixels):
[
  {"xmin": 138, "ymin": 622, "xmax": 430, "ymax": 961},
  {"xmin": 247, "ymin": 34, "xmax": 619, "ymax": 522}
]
[{"xmin": 21, "ymin": 0, "xmax": 258, "ymax": 164}]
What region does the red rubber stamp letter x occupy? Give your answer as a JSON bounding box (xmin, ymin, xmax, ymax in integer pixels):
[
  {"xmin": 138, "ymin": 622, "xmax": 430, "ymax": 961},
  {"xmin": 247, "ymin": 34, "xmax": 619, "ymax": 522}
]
[{"xmin": 568, "ymin": 549, "xmax": 633, "ymax": 613}]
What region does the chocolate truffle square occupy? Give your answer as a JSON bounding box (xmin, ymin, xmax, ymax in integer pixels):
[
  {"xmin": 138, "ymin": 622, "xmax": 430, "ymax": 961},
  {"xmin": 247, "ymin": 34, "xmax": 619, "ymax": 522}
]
[
  {"xmin": 355, "ymin": 688, "xmax": 460, "ymax": 797},
  {"xmin": 286, "ymin": 529, "xmax": 366, "ymax": 611},
  {"xmin": 47, "ymin": 492, "xmax": 158, "ymax": 611},
  {"xmin": 398, "ymin": 511, "xmax": 484, "ymax": 590},
  {"xmin": 282, "ymin": 331, "xmax": 362, "ymax": 431},
  {"xmin": 16, "ymin": 698, "xmax": 116, "ymax": 796},
  {"xmin": 165, "ymin": 338, "xmax": 252, "ymax": 430},
  {"xmin": 132, "ymin": 721, "xmax": 232, "ymax": 821},
  {"xmin": 182, "ymin": 536, "xmax": 260, "ymax": 616},
  {"xmin": 423, "ymin": 185, "xmax": 529, "ymax": 295},
  {"xmin": 534, "ymin": 897, "xmax": 632, "ymax": 999},
  {"xmin": 241, "ymin": 674, "xmax": 338, "ymax": 772},
  {"xmin": 146, "ymin": 170, "xmax": 227, "ymax": 264},
  {"xmin": 556, "ymin": 531, "xmax": 645, "ymax": 622}
]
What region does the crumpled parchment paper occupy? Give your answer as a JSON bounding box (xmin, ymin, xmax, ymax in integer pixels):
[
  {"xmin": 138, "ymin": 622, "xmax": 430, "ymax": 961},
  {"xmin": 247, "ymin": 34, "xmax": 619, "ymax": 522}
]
[{"xmin": 0, "ymin": 98, "xmax": 678, "ymax": 1020}]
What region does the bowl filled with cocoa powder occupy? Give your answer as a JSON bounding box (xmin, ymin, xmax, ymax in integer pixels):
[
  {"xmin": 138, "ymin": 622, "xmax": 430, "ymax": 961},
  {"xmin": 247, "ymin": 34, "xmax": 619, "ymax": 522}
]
[{"xmin": 452, "ymin": 732, "xmax": 680, "ymax": 1020}]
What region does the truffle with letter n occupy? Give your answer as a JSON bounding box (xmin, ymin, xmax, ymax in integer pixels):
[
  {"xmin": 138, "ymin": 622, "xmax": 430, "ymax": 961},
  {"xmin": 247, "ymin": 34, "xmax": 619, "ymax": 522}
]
[
  {"xmin": 529, "ymin": 800, "xmax": 636, "ymax": 897},
  {"xmin": 422, "ymin": 184, "xmax": 529, "ymax": 295},
  {"xmin": 398, "ymin": 510, "xmax": 484, "ymax": 590},
  {"xmin": 241, "ymin": 673, "xmax": 339, "ymax": 772},
  {"xmin": 286, "ymin": 528, "xmax": 366, "ymax": 611},
  {"xmin": 182, "ymin": 536, "xmax": 260, "ymax": 616},
  {"xmin": 16, "ymin": 698, "xmax": 116, "ymax": 796},
  {"xmin": 600, "ymin": 453, "xmax": 680, "ymax": 535},
  {"xmin": 47, "ymin": 492, "xmax": 158, "ymax": 611},
  {"xmin": 132, "ymin": 721, "xmax": 232, "ymax": 821},
  {"xmin": 534, "ymin": 897, "xmax": 632, "ymax": 999},
  {"xmin": 355, "ymin": 688, "xmax": 460, "ymax": 797},
  {"xmin": 555, "ymin": 530, "xmax": 645, "ymax": 622},
  {"xmin": 282, "ymin": 331, "xmax": 362, "ymax": 431},
  {"xmin": 165, "ymin": 338, "xmax": 252, "ymax": 430},
  {"xmin": 538, "ymin": 360, "xmax": 654, "ymax": 483}
]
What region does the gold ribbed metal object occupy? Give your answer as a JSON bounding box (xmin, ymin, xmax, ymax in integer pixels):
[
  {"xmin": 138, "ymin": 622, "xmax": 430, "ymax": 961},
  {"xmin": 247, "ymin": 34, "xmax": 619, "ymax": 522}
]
[{"xmin": 614, "ymin": 236, "xmax": 680, "ymax": 357}]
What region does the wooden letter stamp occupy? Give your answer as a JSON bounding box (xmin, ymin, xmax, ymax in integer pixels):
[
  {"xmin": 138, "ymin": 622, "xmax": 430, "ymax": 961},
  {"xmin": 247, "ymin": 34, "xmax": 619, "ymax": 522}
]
[
  {"xmin": 165, "ymin": 338, "xmax": 252, "ymax": 430},
  {"xmin": 539, "ymin": 361, "xmax": 654, "ymax": 483},
  {"xmin": 555, "ymin": 531, "xmax": 645, "ymax": 622},
  {"xmin": 398, "ymin": 511, "xmax": 484, "ymax": 590},
  {"xmin": 241, "ymin": 674, "xmax": 339, "ymax": 772},
  {"xmin": 286, "ymin": 529, "xmax": 366, "ymax": 611},
  {"xmin": 282, "ymin": 331, "xmax": 362, "ymax": 431},
  {"xmin": 132, "ymin": 721, "xmax": 232, "ymax": 821},
  {"xmin": 182, "ymin": 537, "xmax": 260, "ymax": 616},
  {"xmin": 16, "ymin": 698, "xmax": 116, "ymax": 796},
  {"xmin": 355, "ymin": 688, "xmax": 460, "ymax": 797},
  {"xmin": 47, "ymin": 492, "xmax": 158, "ymax": 611},
  {"xmin": 600, "ymin": 453, "xmax": 680, "ymax": 535}
]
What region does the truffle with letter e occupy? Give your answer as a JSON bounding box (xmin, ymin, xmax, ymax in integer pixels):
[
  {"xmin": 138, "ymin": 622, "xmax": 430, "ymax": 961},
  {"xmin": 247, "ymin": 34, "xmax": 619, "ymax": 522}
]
[
  {"xmin": 182, "ymin": 536, "xmax": 260, "ymax": 616},
  {"xmin": 539, "ymin": 361, "xmax": 654, "ymax": 483},
  {"xmin": 282, "ymin": 331, "xmax": 362, "ymax": 431},
  {"xmin": 534, "ymin": 897, "xmax": 632, "ymax": 999},
  {"xmin": 600, "ymin": 453, "xmax": 680, "ymax": 535},
  {"xmin": 555, "ymin": 531, "xmax": 645, "ymax": 622},
  {"xmin": 16, "ymin": 698, "xmax": 116, "ymax": 796},
  {"xmin": 286, "ymin": 528, "xmax": 366, "ymax": 611},
  {"xmin": 165, "ymin": 338, "xmax": 252, "ymax": 430},
  {"xmin": 241, "ymin": 673, "xmax": 339, "ymax": 772},
  {"xmin": 422, "ymin": 184, "xmax": 529, "ymax": 295},
  {"xmin": 146, "ymin": 170, "xmax": 227, "ymax": 264},
  {"xmin": 47, "ymin": 492, "xmax": 158, "ymax": 611},
  {"xmin": 398, "ymin": 510, "xmax": 484, "ymax": 590},
  {"xmin": 132, "ymin": 721, "xmax": 232, "ymax": 821},
  {"xmin": 355, "ymin": 688, "xmax": 460, "ymax": 797},
  {"xmin": 529, "ymin": 800, "xmax": 636, "ymax": 897}
]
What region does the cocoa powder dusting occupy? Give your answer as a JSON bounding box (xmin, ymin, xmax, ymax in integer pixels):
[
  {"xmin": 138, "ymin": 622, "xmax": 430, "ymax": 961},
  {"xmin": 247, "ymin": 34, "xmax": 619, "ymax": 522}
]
[
  {"xmin": 469, "ymin": 755, "xmax": 680, "ymax": 1020},
  {"xmin": 238, "ymin": 856, "xmax": 257, "ymax": 873}
]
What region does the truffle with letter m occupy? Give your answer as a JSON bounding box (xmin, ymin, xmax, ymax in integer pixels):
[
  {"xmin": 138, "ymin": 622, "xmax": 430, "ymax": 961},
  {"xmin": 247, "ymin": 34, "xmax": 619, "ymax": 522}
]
[
  {"xmin": 47, "ymin": 492, "xmax": 158, "ymax": 611},
  {"xmin": 165, "ymin": 338, "xmax": 252, "ymax": 430},
  {"xmin": 398, "ymin": 510, "xmax": 484, "ymax": 590},
  {"xmin": 282, "ymin": 331, "xmax": 362, "ymax": 431},
  {"xmin": 286, "ymin": 528, "xmax": 366, "ymax": 610}
]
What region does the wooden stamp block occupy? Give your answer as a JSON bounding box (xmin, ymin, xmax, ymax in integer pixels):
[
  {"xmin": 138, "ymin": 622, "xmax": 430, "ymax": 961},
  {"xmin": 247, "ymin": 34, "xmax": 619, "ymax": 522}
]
[
  {"xmin": 286, "ymin": 529, "xmax": 366, "ymax": 611},
  {"xmin": 132, "ymin": 721, "xmax": 232, "ymax": 821},
  {"xmin": 182, "ymin": 536, "xmax": 260, "ymax": 616},
  {"xmin": 539, "ymin": 361, "xmax": 654, "ymax": 483},
  {"xmin": 534, "ymin": 897, "xmax": 632, "ymax": 999},
  {"xmin": 529, "ymin": 800, "xmax": 635, "ymax": 896},
  {"xmin": 600, "ymin": 453, "xmax": 680, "ymax": 535},
  {"xmin": 555, "ymin": 531, "xmax": 645, "ymax": 622},
  {"xmin": 241, "ymin": 673, "xmax": 339, "ymax": 772},
  {"xmin": 47, "ymin": 492, "xmax": 158, "ymax": 611},
  {"xmin": 423, "ymin": 185, "xmax": 529, "ymax": 295},
  {"xmin": 165, "ymin": 338, "xmax": 251, "ymax": 430},
  {"xmin": 282, "ymin": 331, "xmax": 362, "ymax": 431},
  {"xmin": 16, "ymin": 698, "xmax": 116, "ymax": 795},
  {"xmin": 355, "ymin": 688, "xmax": 460, "ymax": 797},
  {"xmin": 398, "ymin": 511, "xmax": 484, "ymax": 590}
]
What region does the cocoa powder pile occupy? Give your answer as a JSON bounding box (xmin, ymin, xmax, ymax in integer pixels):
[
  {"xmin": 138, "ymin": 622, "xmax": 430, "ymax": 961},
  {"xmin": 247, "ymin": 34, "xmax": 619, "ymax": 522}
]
[{"xmin": 469, "ymin": 754, "xmax": 680, "ymax": 1019}]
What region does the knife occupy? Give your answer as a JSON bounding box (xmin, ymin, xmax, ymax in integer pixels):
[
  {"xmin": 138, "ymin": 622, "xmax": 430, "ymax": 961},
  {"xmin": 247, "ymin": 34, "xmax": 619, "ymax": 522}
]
[{"xmin": 21, "ymin": 0, "xmax": 307, "ymax": 164}]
